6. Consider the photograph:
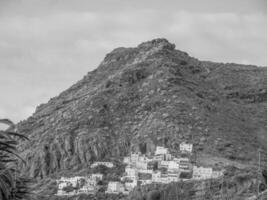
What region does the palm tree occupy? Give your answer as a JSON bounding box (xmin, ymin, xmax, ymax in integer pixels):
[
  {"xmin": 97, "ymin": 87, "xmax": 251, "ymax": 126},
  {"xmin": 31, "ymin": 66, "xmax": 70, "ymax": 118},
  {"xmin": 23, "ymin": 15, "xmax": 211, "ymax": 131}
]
[{"xmin": 0, "ymin": 119, "xmax": 31, "ymax": 200}]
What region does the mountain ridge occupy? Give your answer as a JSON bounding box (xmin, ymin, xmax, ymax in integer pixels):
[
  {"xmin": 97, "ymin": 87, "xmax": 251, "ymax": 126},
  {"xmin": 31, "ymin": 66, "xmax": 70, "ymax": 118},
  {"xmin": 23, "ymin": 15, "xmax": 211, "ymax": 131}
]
[{"xmin": 17, "ymin": 38, "xmax": 267, "ymax": 180}]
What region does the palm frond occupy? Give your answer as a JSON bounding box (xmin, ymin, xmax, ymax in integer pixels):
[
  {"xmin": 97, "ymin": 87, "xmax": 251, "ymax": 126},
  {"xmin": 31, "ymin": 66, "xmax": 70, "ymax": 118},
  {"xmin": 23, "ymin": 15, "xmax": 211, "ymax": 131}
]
[
  {"xmin": 2, "ymin": 131, "xmax": 29, "ymax": 141},
  {"xmin": 0, "ymin": 168, "xmax": 13, "ymax": 200},
  {"xmin": 0, "ymin": 118, "xmax": 31, "ymax": 200},
  {"xmin": 0, "ymin": 119, "xmax": 14, "ymax": 128}
]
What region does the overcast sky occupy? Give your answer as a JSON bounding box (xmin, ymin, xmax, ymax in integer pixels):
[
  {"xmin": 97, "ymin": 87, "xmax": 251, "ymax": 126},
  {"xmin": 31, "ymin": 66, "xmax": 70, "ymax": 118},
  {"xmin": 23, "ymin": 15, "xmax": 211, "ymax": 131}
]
[{"xmin": 0, "ymin": 0, "xmax": 267, "ymax": 123}]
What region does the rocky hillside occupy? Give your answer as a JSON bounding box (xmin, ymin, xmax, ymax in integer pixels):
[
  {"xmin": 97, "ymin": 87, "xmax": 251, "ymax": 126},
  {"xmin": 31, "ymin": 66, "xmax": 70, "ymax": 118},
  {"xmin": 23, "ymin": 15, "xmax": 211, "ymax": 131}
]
[{"xmin": 17, "ymin": 38, "xmax": 267, "ymax": 179}]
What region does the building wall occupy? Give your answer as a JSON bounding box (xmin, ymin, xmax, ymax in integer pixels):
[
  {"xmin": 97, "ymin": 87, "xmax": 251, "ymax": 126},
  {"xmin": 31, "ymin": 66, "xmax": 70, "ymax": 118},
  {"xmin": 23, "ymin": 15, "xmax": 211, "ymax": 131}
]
[
  {"xmin": 136, "ymin": 161, "xmax": 148, "ymax": 169},
  {"xmin": 107, "ymin": 182, "xmax": 124, "ymax": 193},
  {"xmin": 91, "ymin": 162, "xmax": 114, "ymax": 168},
  {"xmin": 126, "ymin": 167, "xmax": 137, "ymax": 177},
  {"xmin": 92, "ymin": 173, "xmax": 103, "ymax": 181},
  {"xmin": 154, "ymin": 154, "xmax": 164, "ymax": 161},
  {"xmin": 123, "ymin": 157, "xmax": 130, "ymax": 164},
  {"xmin": 168, "ymin": 161, "xmax": 179, "ymax": 172},
  {"xmin": 130, "ymin": 153, "xmax": 140, "ymax": 162},
  {"xmin": 159, "ymin": 160, "xmax": 169, "ymax": 168},
  {"xmin": 193, "ymin": 166, "xmax": 213, "ymax": 179},
  {"xmin": 180, "ymin": 143, "xmax": 193, "ymax": 153},
  {"xmin": 155, "ymin": 146, "xmax": 168, "ymax": 155}
]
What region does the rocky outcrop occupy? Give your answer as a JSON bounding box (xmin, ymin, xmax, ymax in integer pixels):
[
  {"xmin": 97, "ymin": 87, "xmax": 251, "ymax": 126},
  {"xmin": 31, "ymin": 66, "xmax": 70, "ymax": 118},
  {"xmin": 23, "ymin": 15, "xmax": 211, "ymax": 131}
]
[{"xmin": 17, "ymin": 38, "xmax": 267, "ymax": 178}]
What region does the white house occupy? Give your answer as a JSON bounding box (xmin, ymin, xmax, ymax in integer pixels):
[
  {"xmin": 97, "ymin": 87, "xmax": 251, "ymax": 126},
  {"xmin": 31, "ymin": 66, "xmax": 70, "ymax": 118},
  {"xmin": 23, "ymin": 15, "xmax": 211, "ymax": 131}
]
[
  {"xmin": 155, "ymin": 146, "xmax": 168, "ymax": 155},
  {"xmin": 106, "ymin": 182, "xmax": 125, "ymax": 194},
  {"xmin": 179, "ymin": 142, "xmax": 193, "ymax": 153},
  {"xmin": 136, "ymin": 161, "xmax": 148, "ymax": 170},
  {"xmin": 154, "ymin": 172, "xmax": 179, "ymax": 184},
  {"xmin": 167, "ymin": 161, "xmax": 180, "ymax": 172},
  {"xmin": 57, "ymin": 176, "xmax": 99, "ymax": 196},
  {"xmin": 91, "ymin": 162, "xmax": 114, "ymax": 168},
  {"xmin": 125, "ymin": 166, "xmax": 137, "ymax": 178},
  {"xmin": 77, "ymin": 184, "xmax": 95, "ymax": 194},
  {"xmin": 159, "ymin": 160, "xmax": 169, "ymax": 168},
  {"xmin": 57, "ymin": 190, "xmax": 67, "ymax": 196},
  {"xmin": 193, "ymin": 166, "xmax": 213, "ymax": 179},
  {"xmin": 86, "ymin": 179, "xmax": 97, "ymax": 187},
  {"xmin": 130, "ymin": 153, "xmax": 140, "ymax": 162},
  {"xmin": 140, "ymin": 179, "xmax": 153, "ymax": 185},
  {"xmin": 152, "ymin": 171, "xmax": 161, "ymax": 182},
  {"xmin": 155, "ymin": 174, "xmax": 170, "ymax": 184},
  {"xmin": 123, "ymin": 156, "xmax": 131, "ymax": 164},
  {"xmin": 57, "ymin": 176, "xmax": 84, "ymax": 188},
  {"xmin": 58, "ymin": 182, "xmax": 69, "ymax": 190},
  {"xmin": 91, "ymin": 173, "xmax": 103, "ymax": 181}
]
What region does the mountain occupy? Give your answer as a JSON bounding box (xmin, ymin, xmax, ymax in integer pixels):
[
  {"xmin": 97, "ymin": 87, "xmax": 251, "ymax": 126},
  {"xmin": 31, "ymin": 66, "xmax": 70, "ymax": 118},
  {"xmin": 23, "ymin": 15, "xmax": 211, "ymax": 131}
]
[{"xmin": 17, "ymin": 38, "xmax": 267, "ymax": 180}]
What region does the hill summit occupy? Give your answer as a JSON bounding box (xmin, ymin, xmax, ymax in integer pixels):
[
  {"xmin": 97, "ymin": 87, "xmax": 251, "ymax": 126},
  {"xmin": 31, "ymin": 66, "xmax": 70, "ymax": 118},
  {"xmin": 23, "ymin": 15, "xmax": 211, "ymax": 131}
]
[{"xmin": 17, "ymin": 38, "xmax": 267, "ymax": 178}]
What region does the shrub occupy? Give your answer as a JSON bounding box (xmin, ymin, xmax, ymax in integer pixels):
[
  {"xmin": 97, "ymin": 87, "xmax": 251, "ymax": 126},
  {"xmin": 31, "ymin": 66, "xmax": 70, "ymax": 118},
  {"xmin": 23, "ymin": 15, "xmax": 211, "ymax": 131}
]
[
  {"xmin": 180, "ymin": 60, "xmax": 188, "ymax": 65},
  {"xmin": 62, "ymin": 185, "xmax": 76, "ymax": 193},
  {"xmin": 92, "ymin": 164, "xmax": 109, "ymax": 175}
]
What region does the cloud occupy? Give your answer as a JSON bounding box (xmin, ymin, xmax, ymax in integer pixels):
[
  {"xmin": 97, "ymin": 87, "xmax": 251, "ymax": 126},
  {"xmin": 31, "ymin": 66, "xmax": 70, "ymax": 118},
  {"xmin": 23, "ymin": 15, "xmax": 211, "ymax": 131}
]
[
  {"xmin": 167, "ymin": 12, "xmax": 267, "ymax": 65},
  {"xmin": 0, "ymin": 1, "xmax": 266, "ymax": 122}
]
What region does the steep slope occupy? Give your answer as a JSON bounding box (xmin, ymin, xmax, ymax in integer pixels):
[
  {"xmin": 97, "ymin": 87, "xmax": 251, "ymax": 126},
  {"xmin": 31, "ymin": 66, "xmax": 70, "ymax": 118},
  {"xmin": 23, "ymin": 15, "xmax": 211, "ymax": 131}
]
[{"xmin": 17, "ymin": 38, "xmax": 267, "ymax": 179}]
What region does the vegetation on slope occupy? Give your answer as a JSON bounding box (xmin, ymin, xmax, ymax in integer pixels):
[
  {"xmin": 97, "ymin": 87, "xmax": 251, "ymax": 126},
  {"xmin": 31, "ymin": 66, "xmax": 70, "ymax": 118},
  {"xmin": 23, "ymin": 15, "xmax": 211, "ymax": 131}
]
[{"xmin": 13, "ymin": 38, "xmax": 267, "ymax": 199}]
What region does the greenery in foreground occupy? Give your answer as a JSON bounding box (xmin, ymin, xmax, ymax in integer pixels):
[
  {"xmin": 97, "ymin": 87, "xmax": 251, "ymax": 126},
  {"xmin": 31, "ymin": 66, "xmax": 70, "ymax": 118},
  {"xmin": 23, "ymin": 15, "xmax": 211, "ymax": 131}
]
[{"xmin": 0, "ymin": 119, "xmax": 31, "ymax": 200}]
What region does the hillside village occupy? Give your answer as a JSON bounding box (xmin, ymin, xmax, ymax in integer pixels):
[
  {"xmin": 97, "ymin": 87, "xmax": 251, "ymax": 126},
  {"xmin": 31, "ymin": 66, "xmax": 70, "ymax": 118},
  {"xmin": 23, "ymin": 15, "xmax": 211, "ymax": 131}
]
[{"xmin": 56, "ymin": 142, "xmax": 224, "ymax": 196}]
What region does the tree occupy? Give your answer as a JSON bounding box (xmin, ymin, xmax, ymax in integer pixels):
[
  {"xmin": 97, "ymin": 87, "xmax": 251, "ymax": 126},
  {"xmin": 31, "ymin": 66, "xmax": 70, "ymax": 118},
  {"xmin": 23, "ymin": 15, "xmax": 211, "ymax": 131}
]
[
  {"xmin": 146, "ymin": 190, "xmax": 160, "ymax": 200},
  {"xmin": 62, "ymin": 185, "xmax": 75, "ymax": 193},
  {"xmin": 92, "ymin": 164, "xmax": 109, "ymax": 175},
  {"xmin": 0, "ymin": 119, "xmax": 31, "ymax": 200}
]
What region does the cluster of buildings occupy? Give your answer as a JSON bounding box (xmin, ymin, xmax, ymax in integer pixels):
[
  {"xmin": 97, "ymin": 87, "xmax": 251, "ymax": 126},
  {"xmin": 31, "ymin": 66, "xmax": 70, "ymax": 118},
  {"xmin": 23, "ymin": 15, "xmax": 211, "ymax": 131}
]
[
  {"xmin": 56, "ymin": 142, "xmax": 223, "ymax": 196},
  {"xmin": 56, "ymin": 161, "xmax": 115, "ymax": 196},
  {"xmin": 106, "ymin": 142, "xmax": 223, "ymax": 194},
  {"xmin": 56, "ymin": 173, "xmax": 103, "ymax": 196}
]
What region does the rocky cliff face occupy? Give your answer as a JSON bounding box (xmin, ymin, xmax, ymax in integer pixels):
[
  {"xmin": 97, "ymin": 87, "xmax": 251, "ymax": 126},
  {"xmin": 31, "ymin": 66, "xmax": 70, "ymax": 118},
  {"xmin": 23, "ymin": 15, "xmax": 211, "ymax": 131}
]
[{"xmin": 17, "ymin": 38, "xmax": 267, "ymax": 178}]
